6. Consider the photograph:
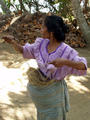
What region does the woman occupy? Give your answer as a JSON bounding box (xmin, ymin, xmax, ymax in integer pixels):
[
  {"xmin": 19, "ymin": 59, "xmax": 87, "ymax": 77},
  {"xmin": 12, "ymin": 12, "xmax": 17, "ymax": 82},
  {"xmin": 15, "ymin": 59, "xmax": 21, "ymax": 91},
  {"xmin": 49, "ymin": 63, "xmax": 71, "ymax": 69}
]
[{"xmin": 3, "ymin": 15, "xmax": 87, "ymax": 120}]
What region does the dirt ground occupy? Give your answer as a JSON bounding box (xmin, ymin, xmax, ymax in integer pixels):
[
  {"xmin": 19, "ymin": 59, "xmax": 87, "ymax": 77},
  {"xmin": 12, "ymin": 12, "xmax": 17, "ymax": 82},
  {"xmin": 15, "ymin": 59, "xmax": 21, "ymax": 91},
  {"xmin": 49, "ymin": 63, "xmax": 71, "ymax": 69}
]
[{"xmin": 0, "ymin": 42, "xmax": 90, "ymax": 120}]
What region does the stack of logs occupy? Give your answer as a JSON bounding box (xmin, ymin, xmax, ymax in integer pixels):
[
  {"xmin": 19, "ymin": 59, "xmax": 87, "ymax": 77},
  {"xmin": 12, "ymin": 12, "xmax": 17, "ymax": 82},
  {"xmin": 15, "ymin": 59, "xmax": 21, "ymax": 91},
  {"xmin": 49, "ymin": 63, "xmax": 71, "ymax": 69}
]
[{"xmin": 0, "ymin": 12, "xmax": 88, "ymax": 47}]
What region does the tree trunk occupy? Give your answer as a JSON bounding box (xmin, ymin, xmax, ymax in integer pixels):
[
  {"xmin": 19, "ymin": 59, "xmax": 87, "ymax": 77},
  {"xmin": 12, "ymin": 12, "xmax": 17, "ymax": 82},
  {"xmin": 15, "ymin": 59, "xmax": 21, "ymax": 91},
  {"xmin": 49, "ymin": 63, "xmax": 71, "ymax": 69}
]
[
  {"xmin": 72, "ymin": 0, "xmax": 90, "ymax": 45},
  {"xmin": 0, "ymin": 0, "xmax": 11, "ymax": 14}
]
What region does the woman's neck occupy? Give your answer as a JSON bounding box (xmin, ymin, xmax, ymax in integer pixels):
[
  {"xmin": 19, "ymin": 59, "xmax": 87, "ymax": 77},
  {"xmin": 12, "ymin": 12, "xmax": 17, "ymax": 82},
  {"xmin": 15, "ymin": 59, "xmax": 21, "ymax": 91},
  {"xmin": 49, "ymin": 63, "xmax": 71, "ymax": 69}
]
[
  {"xmin": 49, "ymin": 38, "xmax": 60, "ymax": 46},
  {"xmin": 47, "ymin": 38, "xmax": 62, "ymax": 54}
]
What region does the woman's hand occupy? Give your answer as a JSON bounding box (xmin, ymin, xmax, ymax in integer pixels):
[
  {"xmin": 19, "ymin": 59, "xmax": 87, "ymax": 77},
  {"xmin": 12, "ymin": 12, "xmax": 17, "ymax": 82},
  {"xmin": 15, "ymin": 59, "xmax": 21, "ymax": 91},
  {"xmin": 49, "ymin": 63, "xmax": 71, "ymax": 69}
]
[
  {"xmin": 2, "ymin": 35, "xmax": 23, "ymax": 53},
  {"xmin": 2, "ymin": 35, "xmax": 15, "ymax": 44},
  {"xmin": 49, "ymin": 58, "xmax": 66, "ymax": 68}
]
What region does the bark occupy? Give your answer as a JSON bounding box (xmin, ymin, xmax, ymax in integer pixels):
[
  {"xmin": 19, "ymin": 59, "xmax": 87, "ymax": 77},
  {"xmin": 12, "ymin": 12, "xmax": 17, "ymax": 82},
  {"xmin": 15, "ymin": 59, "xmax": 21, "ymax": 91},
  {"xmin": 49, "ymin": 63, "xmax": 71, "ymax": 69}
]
[
  {"xmin": 0, "ymin": 0, "xmax": 11, "ymax": 14},
  {"xmin": 72, "ymin": 0, "xmax": 90, "ymax": 44}
]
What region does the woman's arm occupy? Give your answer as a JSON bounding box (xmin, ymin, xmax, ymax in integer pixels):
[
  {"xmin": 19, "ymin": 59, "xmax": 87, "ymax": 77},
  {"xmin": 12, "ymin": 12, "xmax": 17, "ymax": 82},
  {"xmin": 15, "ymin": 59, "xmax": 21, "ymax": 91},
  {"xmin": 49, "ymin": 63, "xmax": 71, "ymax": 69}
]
[
  {"xmin": 64, "ymin": 59, "xmax": 86, "ymax": 70},
  {"xmin": 11, "ymin": 40, "xmax": 23, "ymax": 53},
  {"xmin": 2, "ymin": 35, "xmax": 23, "ymax": 53},
  {"xmin": 50, "ymin": 58, "xmax": 86, "ymax": 70}
]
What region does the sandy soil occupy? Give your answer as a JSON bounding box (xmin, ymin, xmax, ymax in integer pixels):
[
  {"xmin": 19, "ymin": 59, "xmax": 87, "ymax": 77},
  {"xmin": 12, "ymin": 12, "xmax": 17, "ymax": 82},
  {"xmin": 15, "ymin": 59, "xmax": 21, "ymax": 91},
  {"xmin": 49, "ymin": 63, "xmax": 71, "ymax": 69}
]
[{"xmin": 0, "ymin": 42, "xmax": 90, "ymax": 120}]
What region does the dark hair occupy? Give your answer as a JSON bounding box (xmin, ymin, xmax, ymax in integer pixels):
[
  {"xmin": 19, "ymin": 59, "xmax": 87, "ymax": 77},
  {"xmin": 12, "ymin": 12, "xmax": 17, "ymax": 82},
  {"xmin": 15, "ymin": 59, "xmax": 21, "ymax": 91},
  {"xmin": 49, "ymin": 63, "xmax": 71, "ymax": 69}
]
[{"xmin": 44, "ymin": 15, "xmax": 68, "ymax": 42}]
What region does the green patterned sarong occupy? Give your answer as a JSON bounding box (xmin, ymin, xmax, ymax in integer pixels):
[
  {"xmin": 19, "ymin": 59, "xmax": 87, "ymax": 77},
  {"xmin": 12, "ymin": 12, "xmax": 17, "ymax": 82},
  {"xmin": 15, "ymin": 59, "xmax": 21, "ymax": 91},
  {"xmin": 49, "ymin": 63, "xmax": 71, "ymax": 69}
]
[{"xmin": 27, "ymin": 79, "xmax": 70, "ymax": 120}]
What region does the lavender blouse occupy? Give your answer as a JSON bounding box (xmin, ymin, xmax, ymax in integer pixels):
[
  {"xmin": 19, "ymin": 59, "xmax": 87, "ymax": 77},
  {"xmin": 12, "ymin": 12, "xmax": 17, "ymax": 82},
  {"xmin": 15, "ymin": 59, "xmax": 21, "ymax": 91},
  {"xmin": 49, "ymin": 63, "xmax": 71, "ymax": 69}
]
[{"xmin": 23, "ymin": 38, "xmax": 87, "ymax": 80}]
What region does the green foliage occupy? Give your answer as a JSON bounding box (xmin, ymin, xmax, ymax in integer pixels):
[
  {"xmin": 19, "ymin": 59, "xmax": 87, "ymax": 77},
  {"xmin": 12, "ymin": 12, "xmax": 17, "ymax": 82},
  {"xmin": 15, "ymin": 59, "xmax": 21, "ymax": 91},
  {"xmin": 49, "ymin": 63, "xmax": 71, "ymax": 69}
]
[
  {"xmin": 1, "ymin": 0, "xmax": 74, "ymax": 21},
  {"xmin": 58, "ymin": 0, "xmax": 72, "ymax": 18},
  {"xmin": 4, "ymin": 0, "xmax": 11, "ymax": 8},
  {"xmin": 4, "ymin": 0, "xmax": 17, "ymax": 10}
]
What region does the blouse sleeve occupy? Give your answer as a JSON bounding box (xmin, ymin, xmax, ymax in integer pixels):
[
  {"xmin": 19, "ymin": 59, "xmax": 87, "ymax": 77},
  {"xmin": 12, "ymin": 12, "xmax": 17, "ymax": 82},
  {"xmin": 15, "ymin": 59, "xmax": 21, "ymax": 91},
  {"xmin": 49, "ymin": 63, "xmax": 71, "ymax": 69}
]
[
  {"xmin": 68, "ymin": 49, "xmax": 87, "ymax": 76},
  {"xmin": 71, "ymin": 55, "xmax": 87, "ymax": 76},
  {"xmin": 23, "ymin": 37, "xmax": 42, "ymax": 59},
  {"xmin": 23, "ymin": 43, "xmax": 35, "ymax": 59}
]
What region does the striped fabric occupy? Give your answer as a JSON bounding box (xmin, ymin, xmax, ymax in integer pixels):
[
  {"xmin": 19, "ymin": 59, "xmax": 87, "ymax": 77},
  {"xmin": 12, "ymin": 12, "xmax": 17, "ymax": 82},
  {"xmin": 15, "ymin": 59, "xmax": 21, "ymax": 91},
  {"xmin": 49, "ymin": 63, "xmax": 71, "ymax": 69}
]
[
  {"xmin": 27, "ymin": 79, "xmax": 70, "ymax": 120},
  {"xmin": 23, "ymin": 38, "xmax": 87, "ymax": 81}
]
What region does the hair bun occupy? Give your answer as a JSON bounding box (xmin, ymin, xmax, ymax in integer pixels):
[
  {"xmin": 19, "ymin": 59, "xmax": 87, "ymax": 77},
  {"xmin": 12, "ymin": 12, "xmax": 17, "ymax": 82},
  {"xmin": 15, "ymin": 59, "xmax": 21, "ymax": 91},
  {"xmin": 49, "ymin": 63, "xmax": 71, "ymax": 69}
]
[
  {"xmin": 62, "ymin": 24, "xmax": 69, "ymax": 33},
  {"xmin": 57, "ymin": 17, "xmax": 69, "ymax": 34},
  {"xmin": 54, "ymin": 27, "xmax": 65, "ymax": 41}
]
